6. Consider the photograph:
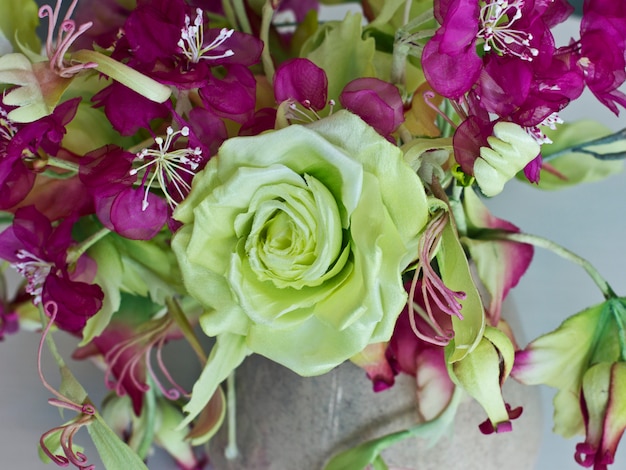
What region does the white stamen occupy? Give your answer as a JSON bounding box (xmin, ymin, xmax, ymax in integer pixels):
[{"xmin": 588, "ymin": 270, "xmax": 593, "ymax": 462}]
[
  {"xmin": 526, "ymin": 112, "xmax": 563, "ymax": 145},
  {"xmin": 477, "ymin": 0, "xmax": 538, "ymax": 61},
  {"xmin": 131, "ymin": 126, "xmax": 203, "ymax": 211},
  {"xmin": 13, "ymin": 250, "xmax": 53, "ymax": 304},
  {"xmin": 178, "ymin": 8, "xmax": 235, "ymax": 63}
]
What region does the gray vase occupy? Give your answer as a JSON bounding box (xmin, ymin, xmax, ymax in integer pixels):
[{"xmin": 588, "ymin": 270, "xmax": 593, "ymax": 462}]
[{"xmin": 207, "ymin": 350, "xmax": 542, "ymax": 470}]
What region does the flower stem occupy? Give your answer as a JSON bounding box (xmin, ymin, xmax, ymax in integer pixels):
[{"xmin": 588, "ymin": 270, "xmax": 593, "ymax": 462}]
[
  {"xmin": 485, "ymin": 231, "xmax": 617, "ymax": 299},
  {"xmin": 166, "ymin": 297, "xmax": 207, "ymax": 365},
  {"xmin": 231, "ymin": 0, "xmax": 253, "ymax": 35},
  {"xmin": 611, "ymin": 302, "xmax": 626, "ymax": 362},
  {"xmin": 67, "ymin": 227, "xmax": 111, "ymax": 264},
  {"xmin": 47, "ymin": 156, "xmax": 79, "ymax": 172},
  {"xmin": 260, "ymin": 1, "xmax": 276, "ymax": 85},
  {"xmin": 134, "ymin": 382, "xmax": 157, "ymax": 459},
  {"xmin": 224, "ymin": 372, "xmax": 239, "ymax": 460},
  {"xmin": 221, "ymin": 0, "xmax": 238, "ymax": 28}
]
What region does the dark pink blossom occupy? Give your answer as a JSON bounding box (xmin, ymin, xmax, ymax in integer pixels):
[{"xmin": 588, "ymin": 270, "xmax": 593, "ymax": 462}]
[
  {"xmin": 0, "ymin": 97, "xmax": 80, "ymax": 211},
  {"xmin": 0, "ymin": 207, "xmax": 103, "ymax": 334},
  {"xmin": 79, "ymin": 145, "xmax": 169, "ymax": 240},
  {"xmin": 577, "ymin": 14, "xmax": 626, "ymax": 115},
  {"xmin": 239, "ymin": 108, "xmax": 278, "ymax": 136},
  {"xmin": 73, "ymin": 316, "xmax": 186, "ymax": 416}
]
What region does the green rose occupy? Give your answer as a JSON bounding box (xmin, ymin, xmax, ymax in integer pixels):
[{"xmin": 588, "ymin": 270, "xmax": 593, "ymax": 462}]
[{"xmin": 172, "ymin": 111, "xmax": 429, "ymax": 428}]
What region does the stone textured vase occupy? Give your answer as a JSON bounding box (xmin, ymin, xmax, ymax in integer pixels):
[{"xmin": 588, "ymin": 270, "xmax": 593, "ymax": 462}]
[{"xmin": 207, "ymin": 348, "xmax": 542, "ymax": 470}]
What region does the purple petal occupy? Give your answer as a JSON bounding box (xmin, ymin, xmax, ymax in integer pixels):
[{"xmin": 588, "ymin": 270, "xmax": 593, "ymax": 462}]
[
  {"xmin": 199, "ymin": 65, "xmax": 257, "ymax": 124},
  {"xmin": 92, "ymin": 82, "xmax": 171, "ymax": 136},
  {"xmin": 109, "ymin": 187, "xmax": 168, "ymax": 240},
  {"xmin": 274, "ymin": 58, "xmax": 328, "ymax": 110},
  {"xmin": 42, "ymin": 275, "xmax": 104, "ymax": 334},
  {"xmin": 239, "ymin": 107, "xmax": 277, "ymax": 136},
  {"xmin": 452, "ymin": 115, "xmax": 494, "ymax": 174},
  {"xmin": 339, "ymin": 78, "xmax": 404, "ymax": 138},
  {"xmin": 422, "ymin": 29, "xmax": 482, "ymax": 99}
]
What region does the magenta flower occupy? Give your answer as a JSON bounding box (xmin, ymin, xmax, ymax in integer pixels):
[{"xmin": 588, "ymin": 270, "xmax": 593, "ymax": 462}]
[
  {"xmin": 111, "ymin": 2, "xmax": 262, "ymax": 89},
  {"xmin": 73, "ymin": 315, "xmax": 186, "ymax": 416},
  {"xmin": 79, "ymin": 145, "xmax": 169, "ymax": 240},
  {"xmin": 0, "ymin": 97, "xmax": 80, "ymax": 211},
  {"xmin": 423, "ymin": 0, "xmax": 574, "ymax": 108},
  {"xmin": 274, "ymin": 58, "xmax": 404, "ymax": 139},
  {"xmin": 576, "ymin": 8, "xmax": 626, "ymax": 115},
  {"xmin": 0, "ymin": 206, "xmax": 103, "ymax": 334},
  {"xmin": 386, "ymin": 290, "xmax": 456, "ymax": 420}
]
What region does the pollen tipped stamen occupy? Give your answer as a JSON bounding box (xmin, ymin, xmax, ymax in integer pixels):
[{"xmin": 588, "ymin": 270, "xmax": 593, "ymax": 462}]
[
  {"xmin": 38, "ymin": 0, "xmax": 97, "ymax": 77},
  {"xmin": 13, "ymin": 249, "xmax": 54, "ymax": 304},
  {"xmin": 526, "ymin": 112, "xmax": 563, "ymax": 144},
  {"xmin": 178, "ymin": 9, "xmax": 235, "ymax": 63},
  {"xmin": 131, "ymin": 126, "xmax": 203, "ymax": 211},
  {"xmin": 477, "ymin": 0, "xmax": 538, "ymax": 61}
]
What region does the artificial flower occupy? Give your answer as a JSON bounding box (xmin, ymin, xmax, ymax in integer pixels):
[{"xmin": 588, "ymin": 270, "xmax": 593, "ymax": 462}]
[
  {"xmin": 172, "ymin": 110, "xmax": 429, "ymax": 425},
  {"xmin": 1, "ymin": 1, "xmax": 626, "ymax": 469},
  {"xmin": 0, "ymin": 206, "xmax": 103, "ymax": 333}
]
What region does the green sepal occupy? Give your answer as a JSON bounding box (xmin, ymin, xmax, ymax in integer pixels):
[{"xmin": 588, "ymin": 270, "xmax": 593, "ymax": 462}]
[
  {"xmin": 445, "ymin": 326, "xmax": 514, "ymax": 431},
  {"xmin": 0, "ymin": 53, "xmax": 50, "ymax": 122},
  {"xmin": 474, "ymin": 122, "xmax": 540, "ymax": 197}
]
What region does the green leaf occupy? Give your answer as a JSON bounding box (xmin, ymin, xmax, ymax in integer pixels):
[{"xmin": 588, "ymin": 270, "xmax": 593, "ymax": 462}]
[
  {"xmin": 437, "ymin": 221, "xmax": 485, "ymax": 362},
  {"xmin": 528, "ymin": 121, "xmax": 624, "ymax": 190},
  {"xmin": 88, "ymin": 414, "xmax": 149, "ymax": 470},
  {"xmin": 301, "ymin": 12, "xmax": 376, "ymax": 100}
]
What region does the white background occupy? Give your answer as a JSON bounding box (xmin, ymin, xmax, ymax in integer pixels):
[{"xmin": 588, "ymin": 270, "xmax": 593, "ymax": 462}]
[{"xmin": 0, "ymin": 7, "xmax": 625, "ymax": 470}]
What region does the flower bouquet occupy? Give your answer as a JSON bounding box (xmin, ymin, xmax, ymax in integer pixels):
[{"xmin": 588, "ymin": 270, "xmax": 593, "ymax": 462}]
[{"xmin": 1, "ymin": 0, "xmax": 626, "ymax": 468}]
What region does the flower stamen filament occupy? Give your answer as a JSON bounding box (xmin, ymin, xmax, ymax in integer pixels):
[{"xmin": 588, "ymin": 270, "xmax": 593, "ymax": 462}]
[
  {"xmin": 131, "ymin": 126, "xmax": 203, "ymax": 211},
  {"xmin": 477, "ymin": 0, "xmax": 538, "ymax": 61},
  {"xmin": 178, "ymin": 9, "xmax": 235, "ymax": 64}
]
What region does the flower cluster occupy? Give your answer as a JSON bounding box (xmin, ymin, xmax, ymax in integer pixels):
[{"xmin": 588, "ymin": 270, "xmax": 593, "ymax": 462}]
[{"xmin": 0, "ymin": 0, "xmax": 625, "ymax": 469}]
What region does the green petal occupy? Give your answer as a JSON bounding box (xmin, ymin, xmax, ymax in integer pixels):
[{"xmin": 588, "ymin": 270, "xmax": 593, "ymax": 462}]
[
  {"xmin": 474, "ymin": 122, "xmax": 540, "ymax": 197},
  {"xmin": 179, "ymin": 334, "xmax": 248, "ymax": 429}
]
